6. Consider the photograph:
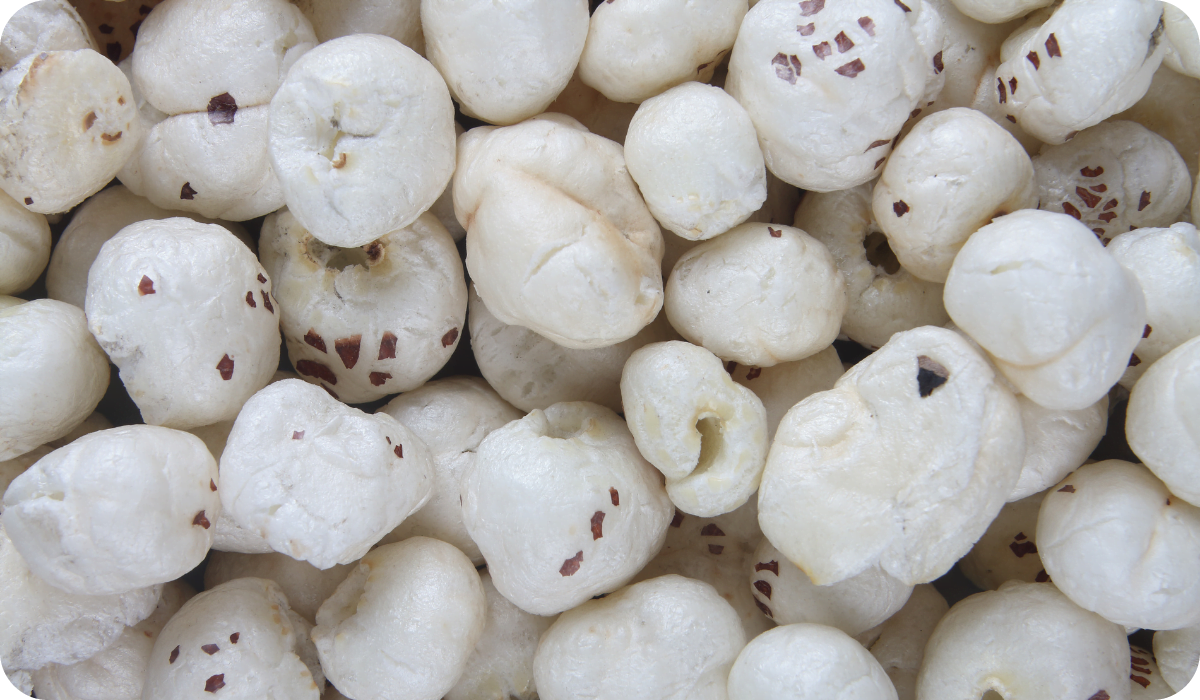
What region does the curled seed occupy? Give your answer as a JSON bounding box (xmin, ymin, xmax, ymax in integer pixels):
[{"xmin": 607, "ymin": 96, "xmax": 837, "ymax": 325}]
[
  {"xmin": 894, "ymin": 0, "xmax": 911, "ymax": 11},
  {"xmin": 331, "ymin": 152, "xmax": 347, "ymax": 169},
  {"xmin": 933, "ymin": 51, "xmax": 944, "ymax": 73},
  {"xmin": 866, "ymin": 139, "xmax": 890, "ymax": 151},
  {"xmin": 997, "ymin": 78, "xmax": 1007, "ymax": 104},
  {"xmin": 1062, "ymin": 202, "xmax": 1082, "ymax": 219},
  {"xmin": 1005, "ymin": 115, "xmax": 1017, "ymax": 123},
  {"xmin": 84, "ymin": 111, "xmax": 97, "ymax": 129},
  {"xmin": 1131, "ymin": 677, "xmax": 1151, "ymax": 689}
]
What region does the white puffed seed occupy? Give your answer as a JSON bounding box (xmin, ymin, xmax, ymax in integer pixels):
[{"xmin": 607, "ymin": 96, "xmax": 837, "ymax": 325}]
[
  {"xmin": 0, "ymin": 175, "xmax": 50, "ymax": 297},
  {"xmin": 202, "ymin": 552, "xmax": 353, "ymax": 624},
  {"xmin": 291, "ymin": 0, "xmax": 423, "ymax": 52},
  {"xmin": 312, "ymin": 537, "xmax": 486, "ymax": 700},
  {"xmin": 857, "ymin": 584, "xmax": 948, "ymax": 700},
  {"xmin": 2, "ymin": 425, "xmax": 220, "ymax": 596},
  {"xmin": 621, "ymin": 340, "xmax": 769, "ymax": 517},
  {"xmin": 376, "ymin": 377, "xmax": 522, "ymax": 564},
  {"xmin": 727, "ymin": 623, "xmax": 898, "ymax": 700},
  {"xmin": 943, "ymin": 209, "xmax": 1147, "ymax": 411},
  {"xmin": 1161, "ymin": 3, "xmax": 1200, "ymax": 79},
  {"xmin": 1037, "ymin": 460, "xmax": 1200, "ymax": 630},
  {"xmin": 1117, "ymin": 65, "xmax": 1200, "ymax": 183},
  {"xmin": 725, "ymin": 0, "xmax": 931, "ymax": 192},
  {"xmin": 456, "ymin": 115, "xmax": 664, "ymax": 350},
  {"xmin": 1033, "ymin": 121, "xmax": 1191, "ymax": 245},
  {"xmin": 85, "ymin": 218, "xmax": 280, "ymax": 430},
  {"xmin": 728, "ymin": 346, "xmax": 844, "ymax": 441},
  {"xmin": 1009, "ymin": 394, "xmax": 1108, "ymax": 501},
  {"xmin": 219, "ymin": 379, "xmax": 433, "ymax": 569},
  {"xmin": 958, "ymin": 490, "xmax": 1048, "ymax": 591},
  {"xmin": 0, "ymin": 521, "xmax": 162, "ymax": 672},
  {"xmin": 0, "ymin": 0, "xmax": 95, "ymax": 71},
  {"xmin": 624, "ymin": 82, "xmax": 766, "ymax": 241},
  {"xmin": 633, "ymin": 500, "xmax": 775, "ymax": 640},
  {"xmin": 873, "ymin": 107, "xmax": 1036, "ymax": 283},
  {"xmin": 748, "ymin": 539, "xmax": 913, "ymax": 637},
  {"xmin": 46, "ymin": 185, "xmax": 250, "ymax": 309},
  {"xmin": 758, "ymin": 326, "xmax": 1024, "ymax": 586},
  {"xmin": 534, "ymin": 574, "xmax": 746, "ymax": 700},
  {"xmin": 269, "ymin": 34, "xmax": 455, "ymax": 248},
  {"xmin": 1108, "ymin": 223, "xmax": 1200, "ymax": 388},
  {"xmin": 461, "ymin": 401, "xmax": 673, "ymax": 615},
  {"xmin": 142, "ymin": 577, "xmax": 321, "ymax": 700},
  {"xmin": 260, "ymin": 208, "xmax": 466, "ymax": 403},
  {"xmin": 422, "ymin": 0, "xmax": 588, "ymax": 125},
  {"xmin": 1154, "ymin": 624, "xmax": 1200, "ymax": 693},
  {"xmin": 0, "ymin": 49, "xmax": 141, "ymax": 214},
  {"xmin": 992, "ymin": 0, "xmax": 1165, "ymax": 144},
  {"xmin": 793, "ymin": 184, "xmax": 949, "ymax": 350},
  {"xmin": 30, "ymin": 580, "xmax": 194, "ymax": 700},
  {"xmin": 0, "ymin": 299, "xmax": 109, "ymax": 461},
  {"xmin": 121, "ymin": 104, "xmax": 285, "ymax": 221},
  {"xmin": 446, "ymin": 570, "xmax": 555, "ymax": 700},
  {"xmin": 916, "ymin": 581, "xmax": 1130, "ymax": 700},
  {"xmin": 665, "ymin": 222, "xmax": 846, "ymax": 367},
  {"xmin": 947, "ymin": 0, "xmax": 1051, "ymax": 24},
  {"xmin": 0, "ymin": 412, "xmax": 114, "ymax": 503},
  {"xmin": 1127, "ymin": 335, "xmax": 1200, "ymax": 506},
  {"xmin": 468, "ymin": 288, "xmax": 677, "ymax": 415},
  {"xmin": 130, "ymin": 0, "xmax": 316, "ymax": 116},
  {"xmin": 578, "ymin": 0, "xmax": 746, "ymax": 104}
]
